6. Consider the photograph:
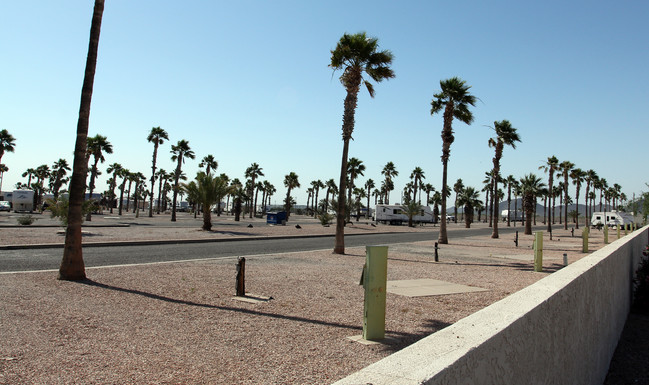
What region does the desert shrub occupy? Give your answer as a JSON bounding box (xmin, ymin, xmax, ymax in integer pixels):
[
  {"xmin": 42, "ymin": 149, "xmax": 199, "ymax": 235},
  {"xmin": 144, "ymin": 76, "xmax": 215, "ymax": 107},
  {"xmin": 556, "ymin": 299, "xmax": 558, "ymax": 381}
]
[
  {"xmin": 46, "ymin": 196, "xmax": 93, "ymax": 226},
  {"xmin": 318, "ymin": 212, "xmax": 333, "ymax": 226},
  {"xmin": 17, "ymin": 215, "xmax": 35, "ymax": 226}
]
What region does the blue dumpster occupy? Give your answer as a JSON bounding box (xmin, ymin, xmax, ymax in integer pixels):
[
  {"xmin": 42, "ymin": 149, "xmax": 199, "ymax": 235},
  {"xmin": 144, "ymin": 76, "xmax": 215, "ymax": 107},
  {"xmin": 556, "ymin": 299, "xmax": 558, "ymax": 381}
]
[{"xmin": 266, "ymin": 211, "xmax": 287, "ymax": 225}]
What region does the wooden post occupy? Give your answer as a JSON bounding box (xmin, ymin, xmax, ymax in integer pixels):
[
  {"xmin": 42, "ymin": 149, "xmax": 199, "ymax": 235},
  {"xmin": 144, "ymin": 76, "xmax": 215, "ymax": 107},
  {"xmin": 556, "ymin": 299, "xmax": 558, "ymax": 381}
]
[
  {"xmin": 363, "ymin": 246, "xmax": 388, "ymax": 341},
  {"xmin": 582, "ymin": 226, "xmax": 589, "ymax": 253},
  {"xmin": 434, "ymin": 242, "xmax": 439, "ymax": 262},
  {"xmin": 534, "ymin": 231, "xmax": 543, "ymax": 272},
  {"xmin": 236, "ymin": 257, "xmax": 246, "ymax": 297},
  {"xmin": 604, "ymin": 225, "xmax": 609, "ymax": 244}
]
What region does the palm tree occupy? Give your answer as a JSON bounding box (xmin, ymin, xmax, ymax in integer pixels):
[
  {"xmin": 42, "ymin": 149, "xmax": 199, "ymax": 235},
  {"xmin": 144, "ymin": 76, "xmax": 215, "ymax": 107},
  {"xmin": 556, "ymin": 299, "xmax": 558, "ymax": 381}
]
[
  {"xmin": 539, "ymin": 155, "xmax": 559, "ymax": 232},
  {"xmin": 170, "ymin": 140, "xmax": 195, "ymax": 222},
  {"xmin": 423, "ymin": 184, "xmax": 435, "ymax": 206},
  {"xmin": 50, "ymin": 159, "xmax": 71, "ymax": 198},
  {"xmin": 457, "ymin": 186, "xmax": 482, "ymax": 228},
  {"xmin": 559, "ymin": 160, "xmax": 575, "ymax": 230},
  {"xmin": 410, "ymin": 167, "xmax": 425, "ymax": 204},
  {"xmin": 283, "ymin": 172, "xmax": 300, "ymax": 218},
  {"xmin": 488, "ymin": 120, "xmax": 520, "ymax": 238},
  {"xmin": 199, "ymin": 154, "xmax": 218, "ymax": 176},
  {"xmin": 106, "ymin": 163, "xmax": 122, "ymax": 213},
  {"xmin": 519, "ymin": 173, "xmax": 546, "ymax": 235},
  {"xmin": 155, "ymin": 168, "xmax": 167, "ymax": 214},
  {"xmin": 324, "ymin": 179, "xmax": 337, "ymax": 213},
  {"xmin": 22, "ymin": 167, "xmax": 36, "ymax": 189},
  {"xmin": 117, "ymin": 168, "xmax": 130, "ymax": 215},
  {"xmin": 346, "ymin": 157, "xmax": 365, "ymax": 221},
  {"xmin": 482, "ymin": 171, "xmax": 495, "ymax": 224},
  {"xmin": 182, "ymin": 172, "xmax": 233, "ymax": 231},
  {"xmin": 504, "ymin": 175, "xmax": 517, "ymax": 226},
  {"xmin": 0, "ymin": 129, "xmax": 16, "ymax": 166},
  {"xmin": 34, "ymin": 164, "xmax": 50, "ymax": 211},
  {"xmin": 147, "ymin": 126, "xmax": 169, "ymax": 218},
  {"xmin": 364, "ymin": 179, "xmax": 375, "ymax": 218},
  {"xmin": 431, "ymin": 77, "xmax": 476, "ymax": 244},
  {"xmin": 570, "ymin": 168, "xmax": 586, "ymax": 228},
  {"xmin": 131, "ymin": 172, "xmax": 146, "ymax": 214},
  {"xmin": 85, "ymin": 134, "xmax": 112, "ymax": 221},
  {"xmin": 311, "ymin": 180, "xmax": 325, "ymax": 217},
  {"xmin": 583, "ymin": 170, "xmax": 598, "ymax": 222},
  {"xmin": 330, "ymin": 32, "xmax": 394, "ymax": 254},
  {"xmin": 381, "ymin": 162, "xmax": 398, "ymax": 204},
  {"xmin": 59, "ymin": 0, "xmax": 105, "ymax": 281},
  {"xmin": 453, "ymin": 178, "xmax": 464, "ymax": 224},
  {"xmin": 264, "ymin": 181, "xmax": 276, "ymax": 212},
  {"xmin": 245, "ymin": 163, "xmax": 264, "ymax": 218},
  {"xmin": 0, "ymin": 164, "xmax": 7, "ymax": 192}
]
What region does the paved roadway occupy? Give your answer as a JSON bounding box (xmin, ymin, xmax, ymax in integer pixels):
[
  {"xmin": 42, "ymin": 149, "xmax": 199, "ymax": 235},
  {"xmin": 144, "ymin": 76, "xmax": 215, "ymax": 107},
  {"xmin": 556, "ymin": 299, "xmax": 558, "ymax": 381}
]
[{"xmin": 0, "ymin": 226, "xmax": 525, "ymax": 273}]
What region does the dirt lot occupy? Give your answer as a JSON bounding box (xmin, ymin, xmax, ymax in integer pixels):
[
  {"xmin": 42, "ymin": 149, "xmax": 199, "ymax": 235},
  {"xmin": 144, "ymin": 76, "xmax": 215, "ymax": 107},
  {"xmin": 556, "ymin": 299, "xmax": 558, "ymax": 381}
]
[{"xmin": 0, "ymin": 212, "xmax": 643, "ymax": 384}]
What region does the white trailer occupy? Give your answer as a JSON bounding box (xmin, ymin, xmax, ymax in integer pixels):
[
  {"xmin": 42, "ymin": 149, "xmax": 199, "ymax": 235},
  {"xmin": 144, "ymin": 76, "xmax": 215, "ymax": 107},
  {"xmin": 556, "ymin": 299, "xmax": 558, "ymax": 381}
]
[
  {"xmin": 12, "ymin": 189, "xmax": 34, "ymax": 213},
  {"xmin": 590, "ymin": 211, "xmax": 634, "ymax": 227},
  {"xmin": 501, "ymin": 209, "xmax": 523, "ymax": 222},
  {"xmin": 375, "ymin": 204, "xmax": 435, "ymax": 225}
]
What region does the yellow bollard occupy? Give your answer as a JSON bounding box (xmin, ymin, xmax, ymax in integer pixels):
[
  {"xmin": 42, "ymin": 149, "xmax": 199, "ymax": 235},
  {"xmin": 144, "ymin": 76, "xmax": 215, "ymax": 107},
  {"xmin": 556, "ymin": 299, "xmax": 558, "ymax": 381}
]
[
  {"xmin": 582, "ymin": 226, "xmax": 589, "ymax": 253},
  {"xmin": 603, "ymin": 225, "xmax": 609, "ymax": 244},
  {"xmin": 534, "ymin": 231, "xmax": 543, "ymax": 272},
  {"xmin": 363, "ymin": 246, "xmax": 388, "ymax": 341}
]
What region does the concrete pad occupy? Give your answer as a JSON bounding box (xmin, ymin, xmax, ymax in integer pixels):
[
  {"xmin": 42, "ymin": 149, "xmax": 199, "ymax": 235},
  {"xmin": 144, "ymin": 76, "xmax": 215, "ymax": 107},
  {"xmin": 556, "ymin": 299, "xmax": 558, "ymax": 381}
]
[
  {"xmin": 231, "ymin": 294, "xmax": 272, "ymax": 304},
  {"xmin": 387, "ymin": 279, "xmax": 487, "ymax": 297},
  {"xmin": 347, "ymin": 335, "xmax": 400, "ymax": 346}
]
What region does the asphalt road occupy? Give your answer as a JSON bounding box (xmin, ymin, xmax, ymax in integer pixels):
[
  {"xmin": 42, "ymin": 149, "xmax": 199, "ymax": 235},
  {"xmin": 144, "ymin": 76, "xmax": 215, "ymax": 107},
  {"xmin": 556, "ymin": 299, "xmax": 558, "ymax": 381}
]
[{"xmin": 0, "ymin": 226, "xmax": 522, "ymax": 273}]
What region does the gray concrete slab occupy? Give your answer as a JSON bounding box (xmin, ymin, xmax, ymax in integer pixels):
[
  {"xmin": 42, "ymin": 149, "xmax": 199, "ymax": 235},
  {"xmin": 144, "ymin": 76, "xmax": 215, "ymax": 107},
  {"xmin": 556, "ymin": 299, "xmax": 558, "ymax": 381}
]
[{"xmin": 387, "ymin": 278, "xmax": 487, "ymax": 297}]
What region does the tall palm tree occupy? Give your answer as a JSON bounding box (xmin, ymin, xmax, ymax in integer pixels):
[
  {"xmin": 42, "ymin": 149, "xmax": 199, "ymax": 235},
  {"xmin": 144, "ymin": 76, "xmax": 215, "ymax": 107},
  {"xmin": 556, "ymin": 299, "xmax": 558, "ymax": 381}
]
[
  {"xmin": 311, "ymin": 180, "xmax": 325, "ymax": 217},
  {"xmin": 410, "ymin": 167, "xmax": 425, "ymax": 204},
  {"xmin": 0, "ymin": 129, "xmax": 16, "ymax": 166},
  {"xmin": 488, "ymin": 120, "xmax": 520, "ymax": 238},
  {"xmin": 539, "ymin": 155, "xmax": 559, "ymax": 232},
  {"xmin": 59, "ymin": 0, "xmax": 104, "ymax": 281},
  {"xmin": 519, "ymin": 173, "xmax": 545, "ymax": 235},
  {"xmin": 283, "ymin": 172, "xmax": 300, "ymax": 218},
  {"xmin": 199, "ymin": 154, "xmax": 218, "ymax": 175},
  {"xmin": 106, "ymin": 163, "xmax": 122, "ymax": 213},
  {"xmin": 245, "ymin": 163, "xmax": 264, "ymax": 218},
  {"xmin": 570, "ymin": 168, "xmax": 586, "ymax": 228},
  {"xmin": 22, "ymin": 167, "xmax": 36, "ymax": 189},
  {"xmin": 131, "ymin": 172, "xmax": 146, "ymax": 214},
  {"xmin": 453, "ymin": 178, "xmax": 464, "ymax": 224},
  {"xmin": 482, "ymin": 171, "xmax": 495, "ymax": 224},
  {"xmin": 34, "ymin": 164, "xmax": 50, "ymax": 211},
  {"xmin": 117, "ymin": 168, "xmax": 130, "ymax": 215},
  {"xmin": 504, "ymin": 175, "xmax": 517, "ymax": 226},
  {"xmin": 0, "ymin": 164, "xmax": 7, "ymax": 193},
  {"xmin": 431, "ymin": 77, "xmax": 476, "ymax": 244},
  {"xmin": 85, "ymin": 134, "xmax": 112, "ymax": 221},
  {"xmin": 330, "ymin": 32, "xmax": 394, "ymax": 254},
  {"xmin": 324, "ymin": 179, "xmax": 337, "ymax": 213},
  {"xmin": 155, "ymin": 169, "xmax": 167, "ymax": 214},
  {"xmin": 346, "ymin": 157, "xmax": 365, "ymax": 221},
  {"xmin": 170, "ymin": 140, "xmax": 195, "ymax": 222},
  {"xmin": 381, "ymin": 161, "xmax": 398, "ymax": 204},
  {"xmin": 559, "ymin": 160, "xmax": 575, "ymax": 230},
  {"xmin": 147, "ymin": 126, "xmax": 169, "ymax": 218},
  {"xmin": 364, "ymin": 179, "xmax": 375, "ymax": 218},
  {"xmin": 50, "ymin": 159, "xmax": 71, "ymax": 199},
  {"xmin": 583, "ymin": 170, "xmax": 598, "ymax": 222},
  {"xmin": 264, "ymin": 181, "xmax": 276, "ymax": 212},
  {"xmin": 457, "ymin": 186, "xmax": 482, "ymax": 228}
]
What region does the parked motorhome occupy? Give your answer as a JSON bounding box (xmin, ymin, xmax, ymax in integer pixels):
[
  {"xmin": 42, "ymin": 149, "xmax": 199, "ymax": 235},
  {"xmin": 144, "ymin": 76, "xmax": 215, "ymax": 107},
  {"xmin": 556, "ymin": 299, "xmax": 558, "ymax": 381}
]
[
  {"xmin": 590, "ymin": 211, "xmax": 634, "ymax": 227},
  {"xmin": 12, "ymin": 189, "xmax": 34, "ymax": 213},
  {"xmin": 375, "ymin": 204, "xmax": 435, "ymax": 225},
  {"xmin": 501, "ymin": 209, "xmax": 524, "ymax": 222}
]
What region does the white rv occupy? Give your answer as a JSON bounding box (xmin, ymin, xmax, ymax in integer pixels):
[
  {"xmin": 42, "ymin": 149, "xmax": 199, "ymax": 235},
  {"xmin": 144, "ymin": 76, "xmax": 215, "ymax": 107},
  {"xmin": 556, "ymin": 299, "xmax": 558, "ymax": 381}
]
[
  {"xmin": 501, "ymin": 209, "xmax": 523, "ymax": 222},
  {"xmin": 12, "ymin": 189, "xmax": 34, "ymax": 213},
  {"xmin": 590, "ymin": 211, "xmax": 634, "ymax": 227},
  {"xmin": 375, "ymin": 204, "xmax": 435, "ymax": 225}
]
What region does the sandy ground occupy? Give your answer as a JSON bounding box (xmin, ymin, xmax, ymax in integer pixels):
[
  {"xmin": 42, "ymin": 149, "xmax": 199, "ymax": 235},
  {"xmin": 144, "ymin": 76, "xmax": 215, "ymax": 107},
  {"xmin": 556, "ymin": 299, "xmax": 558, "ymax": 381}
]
[{"xmin": 0, "ymin": 212, "xmax": 644, "ymax": 384}]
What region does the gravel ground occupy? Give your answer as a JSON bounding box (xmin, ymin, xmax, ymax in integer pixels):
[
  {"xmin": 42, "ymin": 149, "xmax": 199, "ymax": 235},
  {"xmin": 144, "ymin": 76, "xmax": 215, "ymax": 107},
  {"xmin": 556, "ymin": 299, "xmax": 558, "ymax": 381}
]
[{"xmin": 0, "ymin": 213, "xmax": 641, "ymax": 384}]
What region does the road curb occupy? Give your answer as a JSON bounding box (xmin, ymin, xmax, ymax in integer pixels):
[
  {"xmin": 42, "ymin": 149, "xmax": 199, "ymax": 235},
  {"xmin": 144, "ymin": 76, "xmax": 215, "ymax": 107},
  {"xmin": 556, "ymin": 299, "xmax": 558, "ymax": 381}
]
[{"xmin": 0, "ymin": 231, "xmax": 403, "ymax": 250}]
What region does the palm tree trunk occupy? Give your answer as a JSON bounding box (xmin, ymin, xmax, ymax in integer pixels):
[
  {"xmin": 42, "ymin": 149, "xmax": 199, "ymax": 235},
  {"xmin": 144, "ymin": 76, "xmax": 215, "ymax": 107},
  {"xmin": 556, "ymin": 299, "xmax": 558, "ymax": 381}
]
[
  {"xmin": 438, "ymin": 158, "xmax": 449, "ymax": 244},
  {"xmin": 334, "ymin": 138, "xmax": 350, "ymax": 254},
  {"xmin": 59, "ymin": 0, "xmax": 104, "ymax": 281},
  {"xmin": 149, "ymin": 143, "xmax": 158, "ymax": 218}
]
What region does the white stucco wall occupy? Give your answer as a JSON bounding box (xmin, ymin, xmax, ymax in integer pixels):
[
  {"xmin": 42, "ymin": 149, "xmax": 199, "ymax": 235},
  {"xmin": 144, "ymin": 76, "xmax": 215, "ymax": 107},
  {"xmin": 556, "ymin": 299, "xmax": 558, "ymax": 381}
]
[{"xmin": 334, "ymin": 227, "xmax": 647, "ymax": 385}]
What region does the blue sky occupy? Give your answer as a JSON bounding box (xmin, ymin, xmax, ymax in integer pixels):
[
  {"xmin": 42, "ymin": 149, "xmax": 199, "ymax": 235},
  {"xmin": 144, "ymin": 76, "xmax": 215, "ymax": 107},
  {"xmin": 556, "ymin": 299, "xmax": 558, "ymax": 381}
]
[{"xmin": 1, "ymin": 1, "xmax": 648, "ymax": 206}]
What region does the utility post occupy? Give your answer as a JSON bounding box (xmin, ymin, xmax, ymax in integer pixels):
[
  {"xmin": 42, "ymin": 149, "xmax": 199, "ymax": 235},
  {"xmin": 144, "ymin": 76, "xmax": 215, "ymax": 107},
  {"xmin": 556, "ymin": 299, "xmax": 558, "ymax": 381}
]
[{"xmin": 363, "ymin": 246, "xmax": 388, "ymax": 341}]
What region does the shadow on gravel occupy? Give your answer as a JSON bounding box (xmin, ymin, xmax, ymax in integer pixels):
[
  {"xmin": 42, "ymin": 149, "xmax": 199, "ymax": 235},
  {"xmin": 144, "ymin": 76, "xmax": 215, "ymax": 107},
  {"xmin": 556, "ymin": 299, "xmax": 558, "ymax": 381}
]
[
  {"xmin": 77, "ymin": 279, "xmax": 453, "ymax": 352},
  {"xmin": 386, "ymin": 257, "xmax": 565, "ymax": 274}
]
